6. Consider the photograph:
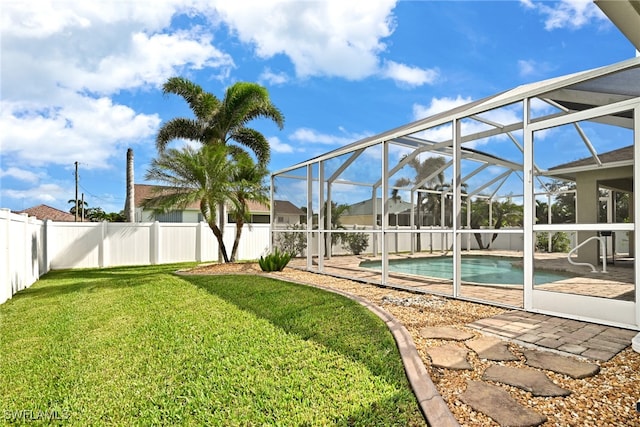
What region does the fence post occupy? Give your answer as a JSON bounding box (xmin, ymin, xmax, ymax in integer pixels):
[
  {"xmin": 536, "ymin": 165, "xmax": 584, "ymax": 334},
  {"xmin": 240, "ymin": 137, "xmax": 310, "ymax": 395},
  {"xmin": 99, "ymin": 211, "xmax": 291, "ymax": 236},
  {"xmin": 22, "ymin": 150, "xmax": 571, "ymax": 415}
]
[
  {"xmin": 22, "ymin": 213, "xmax": 30, "ymax": 292},
  {"xmin": 98, "ymin": 221, "xmax": 108, "ymax": 268},
  {"xmin": 196, "ymin": 221, "xmax": 205, "ymax": 262},
  {"xmin": 1, "ymin": 209, "xmax": 11, "ymax": 304},
  {"xmin": 150, "ymin": 221, "xmax": 161, "ymax": 265},
  {"xmin": 43, "ymin": 220, "xmax": 51, "ymax": 274}
]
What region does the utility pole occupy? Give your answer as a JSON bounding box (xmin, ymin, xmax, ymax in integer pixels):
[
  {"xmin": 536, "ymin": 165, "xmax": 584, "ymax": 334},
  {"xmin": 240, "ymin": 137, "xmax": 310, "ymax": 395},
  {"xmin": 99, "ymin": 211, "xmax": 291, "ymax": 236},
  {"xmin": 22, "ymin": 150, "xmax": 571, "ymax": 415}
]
[{"xmin": 75, "ymin": 161, "xmax": 79, "ymax": 222}]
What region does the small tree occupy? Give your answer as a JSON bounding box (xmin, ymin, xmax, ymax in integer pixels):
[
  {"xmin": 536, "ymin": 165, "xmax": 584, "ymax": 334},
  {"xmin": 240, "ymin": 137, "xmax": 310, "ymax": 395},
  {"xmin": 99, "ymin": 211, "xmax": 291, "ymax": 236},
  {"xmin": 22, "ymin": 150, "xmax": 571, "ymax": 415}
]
[{"xmin": 341, "ymin": 227, "xmax": 369, "ymax": 255}]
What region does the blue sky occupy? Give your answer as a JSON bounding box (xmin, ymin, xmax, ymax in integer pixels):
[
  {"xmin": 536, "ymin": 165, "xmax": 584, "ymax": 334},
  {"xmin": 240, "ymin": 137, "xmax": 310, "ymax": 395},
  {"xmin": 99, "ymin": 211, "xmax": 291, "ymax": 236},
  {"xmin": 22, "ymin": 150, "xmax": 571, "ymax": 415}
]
[{"xmin": 0, "ymin": 0, "xmax": 636, "ymax": 214}]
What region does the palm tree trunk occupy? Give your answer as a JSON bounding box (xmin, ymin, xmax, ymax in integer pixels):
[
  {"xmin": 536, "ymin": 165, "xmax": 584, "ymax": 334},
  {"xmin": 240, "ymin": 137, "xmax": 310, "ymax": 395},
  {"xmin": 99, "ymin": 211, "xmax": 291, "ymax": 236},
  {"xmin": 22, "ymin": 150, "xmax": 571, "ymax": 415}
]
[
  {"xmin": 217, "ymin": 201, "xmax": 225, "ymax": 262},
  {"xmin": 230, "ymin": 219, "xmax": 244, "ymax": 262},
  {"xmin": 209, "ymin": 222, "xmax": 230, "ymax": 263}
]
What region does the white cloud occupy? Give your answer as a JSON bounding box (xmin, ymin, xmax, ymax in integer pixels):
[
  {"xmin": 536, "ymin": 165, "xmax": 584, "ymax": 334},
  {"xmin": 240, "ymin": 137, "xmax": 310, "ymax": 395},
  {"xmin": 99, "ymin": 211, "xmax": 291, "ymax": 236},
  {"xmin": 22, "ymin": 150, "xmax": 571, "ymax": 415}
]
[
  {"xmin": 268, "ymin": 136, "xmax": 294, "ymax": 154},
  {"xmin": 1, "ymin": 96, "xmax": 161, "ymax": 168},
  {"xmin": 413, "ymin": 96, "xmax": 473, "ymax": 120},
  {"xmin": 520, "ymin": 0, "xmax": 607, "ymax": 30},
  {"xmin": 259, "ymin": 68, "xmax": 289, "ymax": 86},
  {"xmin": 0, "ymin": 167, "xmax": 42, "ymax": 184},
  {"xmin": 2, "ymin": 183, "xmax": 68, "ymax": 205},
  {"xmin": 380, "ymin": 60, "xmax": 439, "ymax": 87},
  {"xmin": 211, "ymin": 0, "xmax": 398, "ymax": 80},
  {"xmin": 518, "ymin": 59, "xmax": 537, "ymax": 77},
  {"xmin": 0, "ymin": 0, "xmax": 232, "ymax": 176},
  {"xmin": 289, "ymin": 127, "xmax": 371, "ymax": 147}
]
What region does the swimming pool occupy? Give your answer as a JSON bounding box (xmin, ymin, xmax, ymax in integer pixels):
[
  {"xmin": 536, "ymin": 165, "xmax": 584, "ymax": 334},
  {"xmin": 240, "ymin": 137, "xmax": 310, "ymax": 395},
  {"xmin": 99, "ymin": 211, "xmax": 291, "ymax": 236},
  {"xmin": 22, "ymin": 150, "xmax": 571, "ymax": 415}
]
[{"xmin": 359, "ymin": 256, "xmax": 572, "ymax": 286}]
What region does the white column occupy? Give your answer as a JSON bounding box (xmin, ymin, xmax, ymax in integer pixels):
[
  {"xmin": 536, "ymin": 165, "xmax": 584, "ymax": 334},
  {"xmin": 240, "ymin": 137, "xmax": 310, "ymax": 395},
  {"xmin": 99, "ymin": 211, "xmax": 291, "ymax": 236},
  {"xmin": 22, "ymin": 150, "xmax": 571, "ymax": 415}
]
[
  {"xmin": 634, "ymin": 105, "xmax": 640, "ymax": 334},
  {"xmin": 381, "ymin": 141, "xmax": 389, "ymax": 285},
  {"xmin": 452, "ymin": 119, "xmax": 461, "ymax": 297},
  {"xmin": 318, "ymin": 161, "xmax": 325, "ymax": 271},
  {"xmin": 523, "ymin": 98, "xmax": 534, "ymax": 310},
  {"xmin": 306, "ymin": 165, "xmax": 313, "ymax": 270}
]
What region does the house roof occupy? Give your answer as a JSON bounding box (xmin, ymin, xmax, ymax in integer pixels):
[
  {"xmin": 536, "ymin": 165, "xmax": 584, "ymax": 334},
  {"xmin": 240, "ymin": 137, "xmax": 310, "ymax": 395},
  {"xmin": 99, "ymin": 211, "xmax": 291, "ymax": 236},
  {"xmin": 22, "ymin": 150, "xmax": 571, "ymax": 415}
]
[
  {"xmin": 273, "ymin": 200, "xmax": 304, "ymax": 215},
  {"xmin": 15, "ymin": 204, "xmax": 80, "ymax": 222},
  {"xmin": 134, "ymin": 184, "xmax": 303, "ymax": 215},
  {"xmin": 134, "ymin": 184, "xmax": 201, "ymax": 210},
  {"xmin": 549, "ymin": 145, "xmax": 634, "ymax": 171},
  {"xmin": 546, "ymin": 145, "xmax": 634, "ymax": 191},
  {"xmin": 346, "ymin": 198, "xmax": 414, "ymax": 216}
]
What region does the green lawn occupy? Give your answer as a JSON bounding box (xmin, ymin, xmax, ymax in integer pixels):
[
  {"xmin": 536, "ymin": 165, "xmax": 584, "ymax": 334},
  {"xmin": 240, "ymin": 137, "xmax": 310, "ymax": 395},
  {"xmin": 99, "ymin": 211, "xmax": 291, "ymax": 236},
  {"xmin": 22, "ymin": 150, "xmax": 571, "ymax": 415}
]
[{"xmin": 0, "ymin": 264, "xmax": 425, "ymax": 426}]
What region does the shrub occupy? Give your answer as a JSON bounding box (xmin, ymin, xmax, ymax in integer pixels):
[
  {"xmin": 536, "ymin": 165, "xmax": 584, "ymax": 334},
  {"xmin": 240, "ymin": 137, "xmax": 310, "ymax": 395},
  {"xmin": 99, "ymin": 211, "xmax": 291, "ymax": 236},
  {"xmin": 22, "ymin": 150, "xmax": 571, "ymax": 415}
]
[
  {"xmin": 341, "ymin": 229, "xmax": 369, "ymax": 255},
  {"xmin": 259, "ymin": 248, "xmax": 292, "ymax": 272},
  {"xmin": 275, "ymin": 224, "xmax": 306, "ymax": 257},
  {"xmin": 536, "ymin": 231, "xmax": 571, "ymax": 252}
]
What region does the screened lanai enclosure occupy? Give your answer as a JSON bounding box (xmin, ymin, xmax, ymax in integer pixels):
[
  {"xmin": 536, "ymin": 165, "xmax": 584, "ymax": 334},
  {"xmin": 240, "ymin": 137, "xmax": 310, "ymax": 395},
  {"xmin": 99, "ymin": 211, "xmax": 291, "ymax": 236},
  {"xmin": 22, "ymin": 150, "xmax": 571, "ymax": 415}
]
[{"xmin": 270, "ymin": 57, "xmax": 640, "ymax": 332}]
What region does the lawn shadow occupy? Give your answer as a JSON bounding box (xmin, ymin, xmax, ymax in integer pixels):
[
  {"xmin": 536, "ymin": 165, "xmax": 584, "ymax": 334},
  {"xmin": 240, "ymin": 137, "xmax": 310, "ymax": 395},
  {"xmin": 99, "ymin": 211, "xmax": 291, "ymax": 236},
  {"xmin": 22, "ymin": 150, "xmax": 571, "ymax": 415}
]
[
  {"xmin": 181, "ymin": 273, "xmax": 416, "ymax": 393},
  {"xmin": 8, "ymin": 264, "xmax": 196, "ymax": 301}
]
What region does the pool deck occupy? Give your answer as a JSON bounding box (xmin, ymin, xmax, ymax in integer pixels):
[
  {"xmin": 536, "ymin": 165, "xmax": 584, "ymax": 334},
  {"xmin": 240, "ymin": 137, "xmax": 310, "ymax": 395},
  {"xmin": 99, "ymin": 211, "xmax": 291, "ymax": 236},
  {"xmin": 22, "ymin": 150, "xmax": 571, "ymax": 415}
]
[{"xmin": 288, "ymin": 250, "xmax": 635, "ymax": 308}]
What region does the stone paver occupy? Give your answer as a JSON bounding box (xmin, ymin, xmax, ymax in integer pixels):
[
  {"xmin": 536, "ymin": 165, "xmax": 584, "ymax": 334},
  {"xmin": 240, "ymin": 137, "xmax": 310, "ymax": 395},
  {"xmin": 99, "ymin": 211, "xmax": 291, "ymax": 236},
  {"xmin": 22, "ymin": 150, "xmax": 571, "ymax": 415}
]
[
  {"xmin": 523, "ymin": 349, "xmax": 600, "ymax": 379},
  {"xmin": 427, "ymin": 344, "xmax": 473, "ymax": 370},
  {"xmin": 459, "ymin": 380, "xmax": 547, "ymax": 427},
  {"xmin": 466, "ymin": 336, "xmax": 519, "ymax": 361},
  {"xmin": 420, "ymin": 326, "xmax": 474, "ymax": 341},
  {"xmin": 482, "ymin": 365, "xmax": 571, "ymax": 397},
  {"xmin": 468, "ymin": 310, "xmax": 636, "ymax": 361}
]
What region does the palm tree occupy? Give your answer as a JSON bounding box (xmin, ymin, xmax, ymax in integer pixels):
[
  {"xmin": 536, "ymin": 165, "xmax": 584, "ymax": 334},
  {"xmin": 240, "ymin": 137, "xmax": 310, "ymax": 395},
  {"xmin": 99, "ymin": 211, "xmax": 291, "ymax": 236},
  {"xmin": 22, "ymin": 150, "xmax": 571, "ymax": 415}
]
[
  {"xmin": 68, "ymin": 199, "xmax": 88, "ymax": 217},
  {"xmin": 227, "ymin": 152, "xmax": 270, "ymax": 262},
  {"xmin": 392, "ymin": 155, "xmax": 447, "ymax": 251},
  {"xmin": 322, "ymin": 201, "xmax": 350, "ymax": 256},
  {"xmin": 143, "ymin": 144, "xmax": 238, "ymax": 263},
  {"xmin": 156, "ymin": 77, "xmax": 284, "ymax": 261},
  {"xmin": 156, "ymin": 77, "xmax": 284, "ymax": 163}
]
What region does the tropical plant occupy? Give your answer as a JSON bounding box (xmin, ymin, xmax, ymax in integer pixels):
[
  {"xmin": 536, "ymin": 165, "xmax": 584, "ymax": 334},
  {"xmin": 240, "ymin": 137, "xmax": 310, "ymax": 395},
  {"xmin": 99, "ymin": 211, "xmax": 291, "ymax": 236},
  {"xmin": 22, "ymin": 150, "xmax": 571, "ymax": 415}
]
[
  {"xmin": 258, "ymin": 248, "xmax": 292, "ymax": 272},
  {"xmin": 323, "ymin": 201, "xmax": 350, "ymax": 255},
  {"xmin": 465, "ymin": 197, "xmax": 523, "ymax": 249},
  {"xmin": 392, "ymin": 155, "xmax": 447, "ymax": 252},
  {"xmin": 156, "ymin": 76, "xmax": 284, "ymax": 261},
  {"xmin": 341, "ymin": 227, "xmax": 369, "ymax": 255},
  {"xmin": 227, "ymin": 152, "xmax": 270, "ymax": 262},
  {"xmin": 143, "ymin": 144, "xmax": 239, "ymax": 262}
]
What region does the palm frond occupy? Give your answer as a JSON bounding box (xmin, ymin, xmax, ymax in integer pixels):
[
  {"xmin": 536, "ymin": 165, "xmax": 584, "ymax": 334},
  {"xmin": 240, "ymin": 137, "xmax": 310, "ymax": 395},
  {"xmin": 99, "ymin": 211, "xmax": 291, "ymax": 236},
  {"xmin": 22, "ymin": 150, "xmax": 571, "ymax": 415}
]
[
  {"xmin": 163, "ymin": 77, "xmax": 220, "ymax": 121},
  {"xmin": 156, "ymin": 118, "xmax": 203, "ymax": 152},
  {"xmin": 229, "ymin": 127, "xmax": 270, "ymax": 165}
]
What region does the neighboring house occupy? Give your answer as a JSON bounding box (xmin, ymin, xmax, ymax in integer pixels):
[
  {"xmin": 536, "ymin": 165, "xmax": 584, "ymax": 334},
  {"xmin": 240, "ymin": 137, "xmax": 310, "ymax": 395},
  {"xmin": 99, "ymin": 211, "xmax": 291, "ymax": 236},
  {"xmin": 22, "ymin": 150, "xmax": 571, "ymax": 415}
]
[
  {"xmin": 134, "ymin": 184, "xmax": 304, "ymax": 224},
  {"xmin": 15, "ymin": 204, "xmax": 84, "ymax": 222},
  {"xmin": 547, "ymin": 145, "xmax": 634, "ymax": 264},
  {"xmin": 271, "ymin": 200, "xmax": 305, "ymax": 225},
  {"xmin": 342, "ymin": 198, "xmax": 415, "ymax": 226}
]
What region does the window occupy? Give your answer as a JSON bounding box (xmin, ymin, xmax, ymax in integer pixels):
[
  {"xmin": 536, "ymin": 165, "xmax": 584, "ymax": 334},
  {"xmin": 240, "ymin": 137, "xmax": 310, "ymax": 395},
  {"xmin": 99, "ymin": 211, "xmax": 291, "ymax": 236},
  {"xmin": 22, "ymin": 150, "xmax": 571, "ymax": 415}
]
[{"xmin": 155, "ymin": 211, "xmax": 183, "ymax": 223}]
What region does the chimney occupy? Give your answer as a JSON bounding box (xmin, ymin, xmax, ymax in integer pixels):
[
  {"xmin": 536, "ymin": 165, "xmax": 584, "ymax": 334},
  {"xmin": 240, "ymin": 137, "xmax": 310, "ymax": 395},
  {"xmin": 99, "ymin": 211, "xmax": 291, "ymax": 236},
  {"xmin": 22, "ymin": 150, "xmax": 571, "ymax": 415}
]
[{"xmin": 125, "ymin": 148, "xmax": 135, "ymax": 222}]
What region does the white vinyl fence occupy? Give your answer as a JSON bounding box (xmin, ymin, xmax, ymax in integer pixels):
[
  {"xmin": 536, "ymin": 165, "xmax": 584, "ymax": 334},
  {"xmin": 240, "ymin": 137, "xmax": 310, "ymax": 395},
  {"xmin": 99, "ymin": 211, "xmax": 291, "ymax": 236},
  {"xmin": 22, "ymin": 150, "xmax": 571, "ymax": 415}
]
[{"xmin": 1, "ymin": 208, "xmax": 270, "ymax": 305}]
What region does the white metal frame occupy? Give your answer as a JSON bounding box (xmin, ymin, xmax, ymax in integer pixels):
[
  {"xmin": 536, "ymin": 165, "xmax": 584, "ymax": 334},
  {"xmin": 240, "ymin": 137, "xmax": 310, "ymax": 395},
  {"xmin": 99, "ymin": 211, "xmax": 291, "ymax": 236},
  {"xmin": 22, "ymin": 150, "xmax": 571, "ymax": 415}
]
[{"xmin": 272, "ymin": 58, "xmax": 640, "ymax": 331}]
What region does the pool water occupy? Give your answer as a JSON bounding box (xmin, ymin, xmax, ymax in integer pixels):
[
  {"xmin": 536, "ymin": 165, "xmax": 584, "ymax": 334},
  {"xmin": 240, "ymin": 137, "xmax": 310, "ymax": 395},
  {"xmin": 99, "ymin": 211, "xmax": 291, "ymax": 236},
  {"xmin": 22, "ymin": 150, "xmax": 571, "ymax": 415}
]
[{"xmin": 360, "ymin": 256, "xmax": 572, "ymax": 286}]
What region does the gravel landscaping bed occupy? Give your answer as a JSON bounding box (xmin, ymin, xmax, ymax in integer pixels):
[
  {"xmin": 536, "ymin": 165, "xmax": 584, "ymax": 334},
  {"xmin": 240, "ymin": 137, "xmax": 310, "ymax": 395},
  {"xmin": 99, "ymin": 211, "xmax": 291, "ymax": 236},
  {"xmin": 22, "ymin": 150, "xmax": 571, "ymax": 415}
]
[{"xmin": 187, "ymin": 262, "xmax": 640, "ymax": 426}]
